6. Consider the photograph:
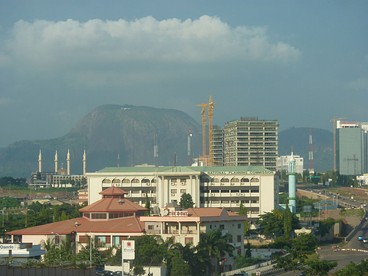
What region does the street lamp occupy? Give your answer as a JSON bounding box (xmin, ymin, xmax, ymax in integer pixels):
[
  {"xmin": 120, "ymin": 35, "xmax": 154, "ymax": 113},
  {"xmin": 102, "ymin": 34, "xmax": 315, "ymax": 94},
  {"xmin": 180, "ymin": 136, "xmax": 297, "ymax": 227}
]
[
  {"xmin": 74, "ymin": 221, "xmax": 81, "ymax": 265},
  {"xmin": 89, "ymin": 232, "xmax": 93, "ymax": 268},
  {"xmin": 25, "ymin": 209, "xmax": 36, "ymax": 228},
  {"xmin": 0, "ymin": 208, "xmax": 6, "ymax": 242}
]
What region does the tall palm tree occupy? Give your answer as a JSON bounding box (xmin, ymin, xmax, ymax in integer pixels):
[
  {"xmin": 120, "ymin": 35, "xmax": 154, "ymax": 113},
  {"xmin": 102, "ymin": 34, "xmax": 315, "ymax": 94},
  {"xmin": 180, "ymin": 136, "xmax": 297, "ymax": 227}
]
[{"xmin": 197, "ymin": 229, "xmax": 234, "ymax": 275}]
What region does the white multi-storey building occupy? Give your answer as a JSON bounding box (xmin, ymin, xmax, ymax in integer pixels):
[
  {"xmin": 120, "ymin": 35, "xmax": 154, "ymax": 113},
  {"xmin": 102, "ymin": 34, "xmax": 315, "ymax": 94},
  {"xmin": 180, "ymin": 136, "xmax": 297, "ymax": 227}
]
[
  {"xmin": 87, "ymin": 165, "xmax": 278, "ymax": 219},
  {"xmin": 223, "ymin": 118, "xmax": 278, "ymax": 171},
  {"xmin": 277, "ymin": 153, "xmax": 304, "ymax": 175}
]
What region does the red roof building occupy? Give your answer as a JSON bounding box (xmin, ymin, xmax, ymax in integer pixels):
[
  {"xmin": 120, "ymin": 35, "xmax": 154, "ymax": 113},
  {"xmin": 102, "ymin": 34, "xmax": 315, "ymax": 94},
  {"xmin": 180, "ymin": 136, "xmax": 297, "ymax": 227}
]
[{"xmin": 7, "ymin": 186, "xmax": 148, "ymax": 251}]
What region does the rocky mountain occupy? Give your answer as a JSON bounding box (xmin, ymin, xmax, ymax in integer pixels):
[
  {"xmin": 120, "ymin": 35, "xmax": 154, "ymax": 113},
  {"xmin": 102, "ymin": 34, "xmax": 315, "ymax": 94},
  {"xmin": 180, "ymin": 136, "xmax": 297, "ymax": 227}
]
[
  {"xmin": 0, "ymin": 105, "xmax": 334, "ymax": 178},
  {"xmin": 0, "ymin": 104, "xmax": 202, "ymax": 177}
]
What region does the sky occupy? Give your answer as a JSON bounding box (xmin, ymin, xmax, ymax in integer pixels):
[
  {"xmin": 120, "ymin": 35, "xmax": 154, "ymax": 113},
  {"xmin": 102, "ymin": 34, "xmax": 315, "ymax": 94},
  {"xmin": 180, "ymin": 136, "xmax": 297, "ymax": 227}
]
[{"xmin": 0, "ymin": 1, "xmax": 367, "ymax": 147}]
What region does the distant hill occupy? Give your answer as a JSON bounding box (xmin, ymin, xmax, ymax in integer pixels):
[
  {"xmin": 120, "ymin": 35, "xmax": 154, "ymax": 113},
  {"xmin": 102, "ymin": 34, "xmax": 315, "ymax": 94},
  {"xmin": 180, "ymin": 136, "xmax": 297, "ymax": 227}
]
[
  {"xmin": 0, "ymin": 104, "xmax": 202, "ymax": 177},
  {"xmin": 278, "ymin": 127, "xmax": 333, "ymax": 172},
  {"xmin": 0, "ymin": 106, "xmax": 333, "ymax": 178}
]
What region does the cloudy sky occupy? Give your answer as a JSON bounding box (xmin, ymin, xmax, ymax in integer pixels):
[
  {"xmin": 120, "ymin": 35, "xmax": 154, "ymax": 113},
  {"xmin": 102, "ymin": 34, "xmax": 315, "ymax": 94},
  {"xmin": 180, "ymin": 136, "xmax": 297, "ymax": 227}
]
[{"xmin": 0, "ymin": 1, "xmax": 367, "ymax": 147}]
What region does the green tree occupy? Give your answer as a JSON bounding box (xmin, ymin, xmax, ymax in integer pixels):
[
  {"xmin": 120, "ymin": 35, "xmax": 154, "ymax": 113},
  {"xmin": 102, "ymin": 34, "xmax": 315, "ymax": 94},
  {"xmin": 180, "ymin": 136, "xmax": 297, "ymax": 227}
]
[
  {"xmin": 304, "ymin": 259, "xmax": 337, "ymax": 276},
  {"xmin": 245, "ymin": 241, "xmax": 251, "ymax": 258},
  {"xmin": 133, "ymin": 235, "xmax": 166, "ymax": 268},
  {"xmin": 144, "ymin": 194, "xmax": 151, "ymax": 215},
  {"xmin": 259, "ymin": 209, "xmax": 299, "ymax": 239},
  {"xmin": 197, "ymin": 229, "xmax": 234, "ymax": 275},
  {"xmin": 335, "ymin": 259, "xmax": 368, "ymax": 275},
  {"xmin": 283, "ymin": 207, "xmax": 293, "ymax": 238},
  {"xmin": 239, "ymin": 202, "xmax": 250, "ymax": 236},
  {"xmin": 42, "ymin": 236, "xmax": 74, "ymax": 267},
  {"xmin": 179, "ymin": 193, "xmax": 194, "ymax": 209},
  {"xmin": 170, "ymin": 251, "xmax": 191, "ymax": 276},
  {"xmin": 76, "ymin": 241, "xmax": 107, "ymax": 268}
]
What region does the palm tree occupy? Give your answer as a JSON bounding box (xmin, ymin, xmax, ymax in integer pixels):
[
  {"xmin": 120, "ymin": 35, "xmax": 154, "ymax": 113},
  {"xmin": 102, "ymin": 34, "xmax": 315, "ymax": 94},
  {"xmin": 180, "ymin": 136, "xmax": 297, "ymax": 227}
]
[{"xmin": 197, "ymin": 229, "xmax": 234, "ymax": 275}]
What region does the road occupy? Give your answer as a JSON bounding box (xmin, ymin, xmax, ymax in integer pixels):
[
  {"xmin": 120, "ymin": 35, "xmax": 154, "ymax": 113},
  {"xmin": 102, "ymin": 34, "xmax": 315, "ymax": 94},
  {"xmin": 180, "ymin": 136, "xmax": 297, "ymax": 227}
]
[{"xmin": 274, "ymin": 189, "xmax": 368, "ymax": 275}]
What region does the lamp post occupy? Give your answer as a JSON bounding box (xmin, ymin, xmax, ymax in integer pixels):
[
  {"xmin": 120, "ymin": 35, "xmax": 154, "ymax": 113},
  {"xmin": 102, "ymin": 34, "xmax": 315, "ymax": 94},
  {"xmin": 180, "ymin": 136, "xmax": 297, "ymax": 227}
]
[
  {"xmin": 0, "ymin": 208, "xmax": 6, "ymax": 242},
  {"xmin": 74, "ymin": 221, "xmax": 81, "ymax": 265},
  {"xmin": 89, "ymin": 232, "xmax": 93, "ymax": 268},
  {"xmin": 25, "ymin": 209, "xmax": 36, "ymax": 228}
]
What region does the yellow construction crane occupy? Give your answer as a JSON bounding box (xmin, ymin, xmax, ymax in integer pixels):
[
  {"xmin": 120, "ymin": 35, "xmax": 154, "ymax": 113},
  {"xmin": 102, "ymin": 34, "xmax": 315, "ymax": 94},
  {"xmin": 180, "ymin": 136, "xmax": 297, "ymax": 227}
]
[
  {"xmin": 208, "ymin": 96, "xmax": 214, "ymax": 166},
  {"xmin": 197, "ymin": 102, "xmax": 208, "ymax": 165}
]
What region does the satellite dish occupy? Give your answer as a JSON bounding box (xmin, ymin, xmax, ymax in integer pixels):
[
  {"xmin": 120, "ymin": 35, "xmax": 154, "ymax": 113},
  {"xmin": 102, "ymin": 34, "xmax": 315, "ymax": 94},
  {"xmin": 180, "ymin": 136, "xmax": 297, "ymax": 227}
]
[{"xmin": 162, "ymin": 209, "xmax": 169, "ymax": 216}]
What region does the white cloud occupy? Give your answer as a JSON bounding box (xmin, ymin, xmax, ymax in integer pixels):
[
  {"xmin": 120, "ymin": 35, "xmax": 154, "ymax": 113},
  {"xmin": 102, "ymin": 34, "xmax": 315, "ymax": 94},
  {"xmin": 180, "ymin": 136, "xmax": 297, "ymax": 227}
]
[{"xmin": 3, "ymin": 15, "xmax": 300, "ymax": 70}]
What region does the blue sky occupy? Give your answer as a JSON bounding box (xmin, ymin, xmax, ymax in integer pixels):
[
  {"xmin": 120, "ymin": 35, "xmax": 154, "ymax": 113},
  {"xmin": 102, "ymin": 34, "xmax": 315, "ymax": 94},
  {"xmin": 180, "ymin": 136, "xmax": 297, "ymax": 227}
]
[{"xmin": 0, "ymin": 0, "xmax": 367, "ymax": 147}]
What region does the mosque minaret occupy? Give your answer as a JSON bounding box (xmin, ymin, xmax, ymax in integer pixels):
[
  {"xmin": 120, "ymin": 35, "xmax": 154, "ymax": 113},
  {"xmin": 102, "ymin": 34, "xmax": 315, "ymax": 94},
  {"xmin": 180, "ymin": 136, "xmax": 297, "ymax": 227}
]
[
  {"xmin": 67, "ymin": 148, "xmax": 71, "ymax": 176},
  {"xmin": 83, "ymin": 149, "xmax": 86, "ymax": 176},
  {"xmin": 38, "ymin": 149, "xmax": 42, "ymax": 173},
  {"xmin": 54, "ymin": 150, "xmax": 58, "ymax": 173}
]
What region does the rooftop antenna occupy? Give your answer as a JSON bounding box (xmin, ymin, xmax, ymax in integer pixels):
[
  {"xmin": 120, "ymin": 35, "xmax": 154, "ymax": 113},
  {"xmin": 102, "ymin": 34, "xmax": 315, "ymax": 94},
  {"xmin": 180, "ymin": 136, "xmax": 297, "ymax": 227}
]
[
  {"xmin": 187, "ymin": 130, "xmax": 192, "ymax": 166},
  {"xmin": 308, "ymin": 129, "xmax": 314, "ymax": 174}
]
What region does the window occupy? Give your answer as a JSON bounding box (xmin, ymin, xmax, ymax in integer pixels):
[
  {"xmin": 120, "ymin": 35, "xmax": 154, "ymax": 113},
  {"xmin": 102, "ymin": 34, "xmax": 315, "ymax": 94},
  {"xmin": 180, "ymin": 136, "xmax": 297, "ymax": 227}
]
[
  {"xmin": 238, "ymin": 224, "xmax": 241, "ymax": 229},
  {"xmin": 219, "ymin": 224, "xmax": 225, "ymax": 230},
  {"xmin": 79, "ymin": 235, "xmax": 89, "ymax": 244},
  {"xmin": 185, "ymin": 237, "xmax": 193, "ymax": 245},
  {"xmin": 180, "ymin": 189, "xmax": 186, "ymax": 193},
  {"xmin": 91, "ymin": 213, "xmax": 107, "ymax": 219},
  {"xmin": 96, "ymin": 235, "xmax": 110, "ymax": 247},
  {"xmin": 171, "ymin": 189, "xmax": 177, "ymax": 193},
  {"xmin": 113, "ymin": 236, "xmax": 121, "ymax": 246},
  {"xmin": 237, "ymin": 235, "xmax": 242, "ymax": 242}
]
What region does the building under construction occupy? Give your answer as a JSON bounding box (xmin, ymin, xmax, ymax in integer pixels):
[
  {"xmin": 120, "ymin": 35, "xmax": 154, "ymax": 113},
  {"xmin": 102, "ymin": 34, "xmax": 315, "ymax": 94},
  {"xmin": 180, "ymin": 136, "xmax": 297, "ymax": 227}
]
[
  {"xmin": 196, "ymin": 98, "xmax": 278, "ymax": 171},
  {"xmin": 223, "ymin": 117, "xmax": 278, "ymax": 171}
]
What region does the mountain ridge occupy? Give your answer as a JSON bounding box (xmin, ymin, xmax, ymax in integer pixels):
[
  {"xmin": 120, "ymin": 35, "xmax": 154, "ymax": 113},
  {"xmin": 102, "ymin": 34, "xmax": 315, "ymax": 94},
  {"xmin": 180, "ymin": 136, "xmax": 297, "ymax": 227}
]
[{"xmin": 0, "ymin": 105, "xmax": 333, "ymax": 177}]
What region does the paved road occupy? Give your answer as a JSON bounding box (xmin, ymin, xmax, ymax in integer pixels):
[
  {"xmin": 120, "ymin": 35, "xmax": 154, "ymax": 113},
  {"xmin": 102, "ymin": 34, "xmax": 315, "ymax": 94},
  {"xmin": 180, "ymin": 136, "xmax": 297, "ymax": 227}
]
[{"xmin": 273, "ymin": 189, "xmax": 368, "ymax": 275}]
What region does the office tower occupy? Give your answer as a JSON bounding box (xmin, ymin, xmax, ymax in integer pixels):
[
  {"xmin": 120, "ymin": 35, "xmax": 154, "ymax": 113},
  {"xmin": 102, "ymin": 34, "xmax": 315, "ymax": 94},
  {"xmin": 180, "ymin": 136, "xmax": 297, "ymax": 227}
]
[
  {"xmin": 335, "ymin": 120, "xmax": 368, "ymax": 176},
  {"xmin": 223, "ymin": 117, "xmax": 278, "ymax": 171}
]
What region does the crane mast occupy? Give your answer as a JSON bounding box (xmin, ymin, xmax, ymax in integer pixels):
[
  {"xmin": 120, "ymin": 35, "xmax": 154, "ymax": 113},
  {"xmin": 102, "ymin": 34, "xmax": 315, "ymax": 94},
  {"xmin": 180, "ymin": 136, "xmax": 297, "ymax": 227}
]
[
  {"xmin": 197, "ymin": 103, "xmax": 208, "ymax": 165},
  {"xmin": 197, "ymin": 96, "xmax": 215, "ymax": 166},
  {"xmin": 208, "ymin": 96, "xmax": 214, "ymax": 166}
]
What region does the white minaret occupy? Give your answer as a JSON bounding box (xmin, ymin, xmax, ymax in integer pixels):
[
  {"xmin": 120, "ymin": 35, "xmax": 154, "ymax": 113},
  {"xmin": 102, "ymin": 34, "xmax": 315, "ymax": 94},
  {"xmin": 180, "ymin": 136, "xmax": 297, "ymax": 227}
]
[
  {"xmin": 38, "ymin": 149, "xmax": 42, "ymax": 173},
  {"xmin": 83, "ymin": 150, "xmax": 86, "ymax": 176},
  {"xmin": 67, "ymin": 148, "xmax": 71, "ymax": 176},
  {"xmin": 288, "ymin": 152, "xmax": 297, "ymax": 213},
  {"xmin": 54, "ymin": 150, "xmax": 58, "ymax": 173}
]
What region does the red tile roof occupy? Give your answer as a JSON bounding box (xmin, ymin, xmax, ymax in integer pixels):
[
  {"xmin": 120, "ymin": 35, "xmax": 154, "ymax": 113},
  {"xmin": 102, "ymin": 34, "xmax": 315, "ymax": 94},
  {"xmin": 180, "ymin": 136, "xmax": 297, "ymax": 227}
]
[
  {"xmin": 79, "ymin": 196, "xmax": 148, "ymax": 213},
  {"xmin": 100, "ymin": 186, "xmax": 128, "ymax": 196},
  {"xmin": 7, "ymin": 216, "xmax": 145, "ymax": 235}
]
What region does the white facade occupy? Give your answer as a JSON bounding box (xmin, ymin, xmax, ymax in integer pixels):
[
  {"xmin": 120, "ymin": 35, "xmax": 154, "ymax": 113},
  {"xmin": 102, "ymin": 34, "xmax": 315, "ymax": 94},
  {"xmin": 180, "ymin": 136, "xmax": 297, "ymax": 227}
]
[
  {"xmin": 87, "ymin": 166, "xmax": 277, "ymax": 219},
  {"xmin": 277, "ymin": 154, "xmax": 304, "ymax": 175}
]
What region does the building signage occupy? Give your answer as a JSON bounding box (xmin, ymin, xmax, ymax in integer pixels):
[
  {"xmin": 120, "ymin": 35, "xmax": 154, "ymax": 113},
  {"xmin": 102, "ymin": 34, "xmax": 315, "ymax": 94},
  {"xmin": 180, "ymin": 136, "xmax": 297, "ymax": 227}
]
[
  {"xmin": 0, "ymin": 244, "xmax": 21, "ymax": 250},
  {"xmin": 169, "ymin": 211, "xmax": 188, "ymax": 217},
  {"xmin": 122, "ymin": 240, "xmax": 135, "ymax": 260}
]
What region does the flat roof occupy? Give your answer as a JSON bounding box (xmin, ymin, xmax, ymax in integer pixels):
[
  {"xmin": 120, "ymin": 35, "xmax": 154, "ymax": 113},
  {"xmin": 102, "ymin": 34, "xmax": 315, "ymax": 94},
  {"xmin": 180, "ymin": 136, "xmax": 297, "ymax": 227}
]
[{"xmin": 93, "ymin": 165, "xmax": 273, "ymax": 175}]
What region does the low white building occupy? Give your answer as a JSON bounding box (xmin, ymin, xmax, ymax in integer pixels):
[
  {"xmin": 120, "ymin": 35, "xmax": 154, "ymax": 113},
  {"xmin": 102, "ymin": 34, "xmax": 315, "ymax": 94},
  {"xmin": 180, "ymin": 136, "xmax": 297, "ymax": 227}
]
[{"xmin": 357, "ymin": 173, "xmax": 368, "ymax": 186}]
